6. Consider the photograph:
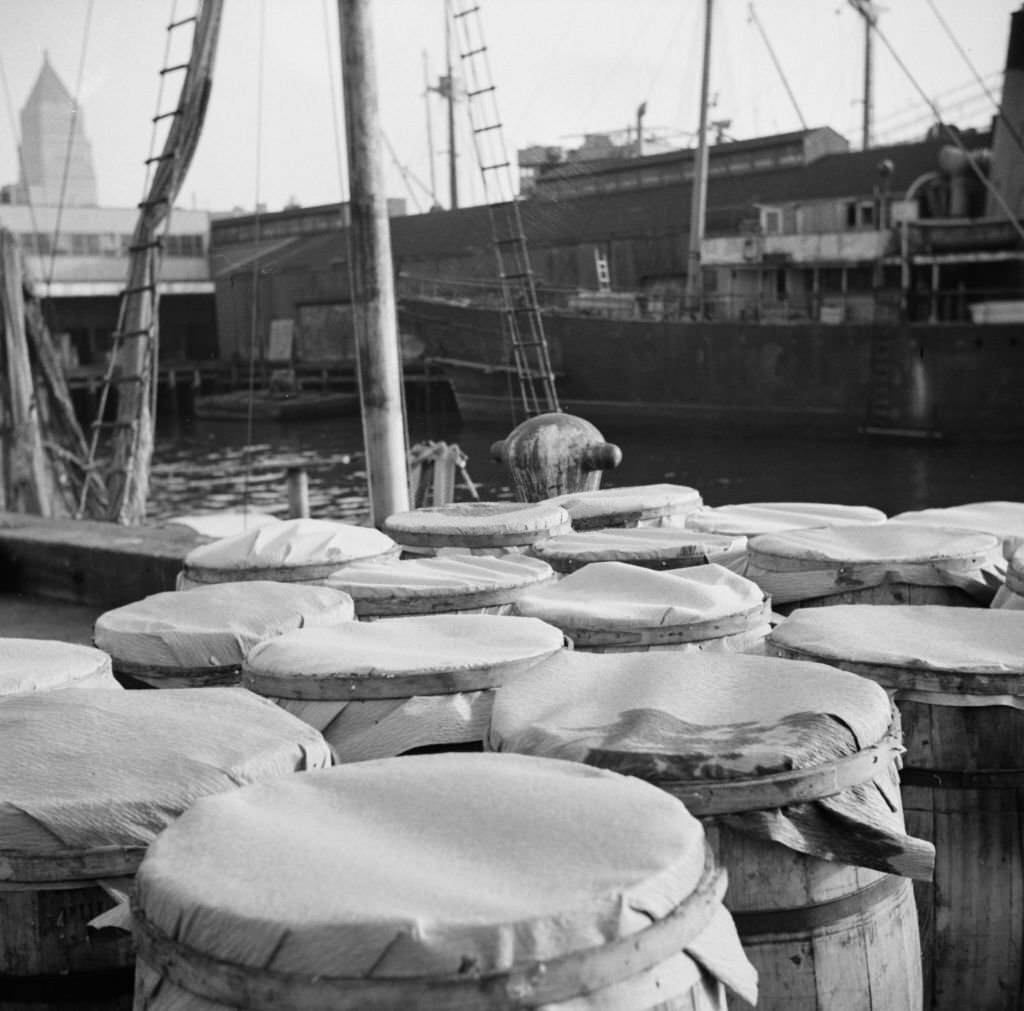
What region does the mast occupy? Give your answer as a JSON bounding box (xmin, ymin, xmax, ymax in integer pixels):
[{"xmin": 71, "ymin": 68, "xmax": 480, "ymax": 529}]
[
  {"xmin": 423, "ymin": 50, "xmax": 439, "ymax": 207},
  {"xmin": 337, "ymin": 0, "xmax": 411, "ymax": 526},
  {"xmin": 849, "ymin": 0, "xmax": 877, "ymax": 149},
  {"xmin": 685, "ymin": 0, "xmax": 713, "ymax": 317},
  {"xmin": 444, "ymin": 0, "xmax": 458, "ymax": 209}
]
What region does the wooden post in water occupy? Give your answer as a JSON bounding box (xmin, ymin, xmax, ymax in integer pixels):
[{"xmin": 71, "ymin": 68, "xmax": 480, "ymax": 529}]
[{"xmin": 338, "ymin": 0, "xmax": 410, "ymax": 527}]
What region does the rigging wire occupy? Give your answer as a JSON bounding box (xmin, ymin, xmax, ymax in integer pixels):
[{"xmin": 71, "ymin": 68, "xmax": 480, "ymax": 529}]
[
  {"xmin": 926, "ymin": 0, "xmax": 1024, "ymax": 157},
  {"xmin": 869, "ymin": 16, "xmax": 1024, "ymax": 241},
  {"xmin": 747, "ymin": 2, "xmax": 807, "ymax": 130},
  {"xmin": 46, "ymin": 0, "xmax": 95, "ymax": 292},
  {"xmin": 382, "ymin": 130, "xmax": 427, "ymax": 213}
]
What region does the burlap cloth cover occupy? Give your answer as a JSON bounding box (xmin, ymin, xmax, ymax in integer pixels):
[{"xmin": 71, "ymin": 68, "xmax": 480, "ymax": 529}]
[
  {"xmin": 767, "ymin": 605, "xmax": 1024, "ymax": 698},
  {"xmin": 383, "ymin": 501, "xmax": 571, "ymax": 548},
  {"xmin": 544, "ymin": 484, "xmax": 703, "ymax": 529},
  {"xmin": 489, "ymin": 651, "xmax": 934, "ymax": 881},
  {"xmin": 890, "ymin": 500, "xmax": 1024, "ymax": 559},
  {"xmin": 0, "ymin": 638, "xmax": 120, "ymax": 695},
  {"xmin": 131, "ymin": 754, "xmax": 757, "ymax": 1009},
  {"xmin": 178, "ymin": 518, "xmax": 398, "ymax": 587},
  {"xmin": 0, "ymin": 687, "xmax": 332, "ymax": 858},
  {"xmin": 93, "ymin": 582, "xmax": 354, "ymax": 676},
  {"xmin": 243, "ymin": 615, "xmax": 566, "ymax": 761},
  {"xmin": 530, "ymin": 528, "xmax": 747, "ymax": 574},
  {"xmin": 685, "ymin": 501, "xmax": 886, "ymax": 537},
  {"xmin": 324, "ymin": 554, "xmax": 555, "ymax": 616},
  {"xmin": 744, "ymin": 523, "xmax": 1002, "ymax": 605},
  {"xmin": 512, "ymin": 561, "xmax": 769, "ymax": 649},
  {"xmin": 993, "ymin": 543, "xmax": 1024, "ymax": 610}
]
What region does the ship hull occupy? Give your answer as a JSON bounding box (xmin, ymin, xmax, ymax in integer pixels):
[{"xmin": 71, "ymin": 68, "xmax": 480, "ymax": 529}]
[{"xmin": 401, "ymin": 298, "xmax": 1024, "ymax": 440}]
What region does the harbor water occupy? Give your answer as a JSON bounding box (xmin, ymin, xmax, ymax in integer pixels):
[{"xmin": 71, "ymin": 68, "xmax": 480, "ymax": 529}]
[{"xmin": 148, "ymin": 410, "xmax": 1024, "ymax": 522}]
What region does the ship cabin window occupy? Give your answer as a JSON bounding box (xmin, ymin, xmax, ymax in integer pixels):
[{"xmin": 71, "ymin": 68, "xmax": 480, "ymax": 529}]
[
  {"xmin": 761, "ymin": 207, "xmax": 782, "ymax": 235},
  {"xmin": 845, "ymin": 200, "xmax": 876, "ymax": 229}
]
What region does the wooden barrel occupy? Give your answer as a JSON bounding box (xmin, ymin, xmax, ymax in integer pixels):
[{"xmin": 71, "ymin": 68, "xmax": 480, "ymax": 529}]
[
  {"xmin": 324, "ymin": 553, "xmax": 556, "ymax": 618},
  {"xmin": 242, "ymin": 614, "xmax": 565, "ymax": 761},
  {"xmin": 130, "ymin": 753, "xmax": 758, "ymax": 1010},
  {"xmin": 991, "ymin": 544, "xmax": 1024, "ymax": 610},
  {"xmin": 767, "ymin": 604, "xmax": 1024, "ymax": 1010},
  {"xmin": 383, "ymin": 501, "xmax": 571, "ymax": 556},
  {"xmin": 93, "ymin": 582, "xmax": 354, "ymax": 687},
  {"xmin": 512, "ymin": 560, "xmax": 771, "ymax": 653},
  {"xmin": 0, "ymin": 687, "xmax": 333, "ymax": 1011},
  {"xmin": 490, "ymin": 649, "xmax": 932, "ymax": 1011},
  {"xmin": 545, "ymin": 483, "xmax": 703, "ymax": 530},
  {"xmin": 685, "ymin": 501, "xmax": 886, "ymax": 538},
  {"xmin": 530, "ymin": 527, "xmax": 747, "ymax": 575},
  {"xmin": 178, "ymin": 518, "xmax": 399, "ymax": 588},
  {"xmin": 0, "ymin": 639, "xmax": 119, "ymax": 696},
  {"xmin": 744, "ymin": 523, "xmax": 1001, "ymax": 613}
]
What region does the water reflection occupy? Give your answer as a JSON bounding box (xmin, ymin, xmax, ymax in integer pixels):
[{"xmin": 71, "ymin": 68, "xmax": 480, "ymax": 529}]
[{"xmin": 149, "ymin": 412, "xmax": 1024, "ymax": 522}]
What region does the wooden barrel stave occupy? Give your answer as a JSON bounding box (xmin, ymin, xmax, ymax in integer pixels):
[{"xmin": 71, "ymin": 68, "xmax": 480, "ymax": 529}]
[
  {"xmin": 898, "ymin": 698, "xmax": 1024, "ymax": 1011},
  {"xmin": 704, "ymin": 823, "xmax": 922, "ymax": 1010},
  {"xmin": 773, "ymin": 583, "xmax": 979, "ymax": 615},
  {"xmin": 0, "ymin": 882, "xmax": 134, "ymax": 1011}
]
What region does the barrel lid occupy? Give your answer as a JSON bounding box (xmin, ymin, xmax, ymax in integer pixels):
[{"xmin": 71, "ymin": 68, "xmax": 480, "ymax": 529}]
[
  {"xmin": 547, "ymin": 483, "xmax": 702, "ymax": 529},
  {"xmin": 134, "ymin": 753, "xmax": 720, "ymax": 980},
  {"xmin": 166, "ymin": 511, "xmax": 281, "ymax": 540},
  {"xmin": 94, "ymin": 582, "xmax": 354, "ymax": 671},
  {"xmin": 324, "ymin": 554, "xmax": 554, "ymax": 615},
  {"xmin": 0, "ymin": 687, "xmax": 332, "ymax": 877},
  {"xmin": 243, "ymin": 614, "xmax": 566, "ymax": 699},
  {"xmin": 491, "ymin": 651, "xmax": 891, "ymax": 780},
  {"xmin": 768, "ymin": 605, "xmax": 1024, "ymax": 687},
  {"xmin": 183, "ymin": 519, "xmax": 397, "ymax": 580},
  {"xmin": 0, "ymin": 639, "xmax": 119, "ymax": 695},
  {"xmin": 531, "ymin": 528, "xmax": 745, "ymax": 573},
  {"xmin": 383, "ymin": 501, "xmax": 570, "ymax": 547},
  {"xmin": 686, "ymin": 502, "xmax": 886, "ymax": 537},
  {"xmin": 890, "ymin": 501, "xmax": 1024, "ymax": 558},
  {"xmin": 749, "ymin": 523, "xmax": 1001, "ymax": 566},
  {"xmin": 513, "ymin": 562, "xmax": 765, "ymax": 632}
]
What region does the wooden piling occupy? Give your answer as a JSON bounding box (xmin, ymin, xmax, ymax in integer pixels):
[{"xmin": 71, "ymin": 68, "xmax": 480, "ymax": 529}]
[{"xmin": 337, "ymin": 0, "xmax": 410, "ymax": 527}]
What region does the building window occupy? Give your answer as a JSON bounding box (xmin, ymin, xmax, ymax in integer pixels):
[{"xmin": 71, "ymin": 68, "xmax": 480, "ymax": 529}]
[
  {"xmin": 70, "ymin": 233, "xmax": 101, "ymax": 255},
  {"xmin": 761, "ymin": 207, "xmax": 782, "ymax": 235}
]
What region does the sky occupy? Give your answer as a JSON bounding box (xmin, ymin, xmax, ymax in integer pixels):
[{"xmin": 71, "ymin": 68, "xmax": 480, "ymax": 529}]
[{"xmin": 0, "ymin": 0, "xmax": 1020, "ymax": 215}]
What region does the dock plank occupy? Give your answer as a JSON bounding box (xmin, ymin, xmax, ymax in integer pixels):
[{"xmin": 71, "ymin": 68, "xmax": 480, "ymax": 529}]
[
  {"xmin": 0, "ymin": 512, "xmax": 206, "ymax": 608},
  {"xmin": 0, "ymin": 594, "xmax": 102, "ymax": 644}
]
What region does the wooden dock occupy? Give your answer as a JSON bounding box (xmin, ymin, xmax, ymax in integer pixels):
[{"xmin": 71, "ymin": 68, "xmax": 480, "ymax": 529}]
[{"xmin": 0, "ymin": 511, "xmax": 207, "ymax": 644}]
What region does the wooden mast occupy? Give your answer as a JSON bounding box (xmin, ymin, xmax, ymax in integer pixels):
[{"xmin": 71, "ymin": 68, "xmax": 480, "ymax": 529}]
[
  {"xmin": 685, "ymin": 0, "xmax": 713, "ymax": 318},
  {"xmin": 337, "ymin": 0, "xmax": 411, "ymax": 527}
]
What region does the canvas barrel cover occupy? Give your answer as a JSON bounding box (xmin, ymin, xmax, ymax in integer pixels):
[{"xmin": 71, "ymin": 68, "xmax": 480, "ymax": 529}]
[
  {"xmin": 243, "ymin": 615, "xmax": 566, "ymax": 761},
  {"xmin": 0, "ymin": 687, "xmax": 332, "ymax": 866},
  {"xmin": 383, "ymin": 501, "xmax": 571, "ymax": 548},
  {"xmin": 0, "ymin": 638, "xmax": 120, "ymax": 695},
  {"xmin": 890, "ymin": 500, "xmax": 1024, "ymax": 559},
  {"xmin": 530, "ymin": 527, "xmax": 746, "ymax": 573},
  {"xmin": 94, "ymin": 582, "xmax": 354, "ymax": 676},
  {"xmin": 512, "ymin": 561, "xmax": 769, "ymax": 649},
  {"xmin": 132, "ymin": 753, "xmax": 757, "ymax": 1009},
  {"xmin": 324, "ymin": 554, "xmax": 555, "ymax": 615},
  {"xmin": 685, "ymin": 501, "xmax": 886, "ymax": 537},
  {"xmin": 545, "ymin": 483, "xmax": 703, "ymax": 529},
  {"xmin": 745, "ymin": 523, "xmax": 1002, "ymax": 605},
  {"xmin": 992, "ymin": 543, "xmax": 1024, "ymax": 610},
  {"xmin": 490, "ymin": 650, "xmax": 934, "ymax": 881},
  {"xmin": 767, "ymin": 605, "xmax": 1024, "ymax": 691},
  {"xmin": 180, "ymin": 518, "xmax": 398, "ymax": 585}
]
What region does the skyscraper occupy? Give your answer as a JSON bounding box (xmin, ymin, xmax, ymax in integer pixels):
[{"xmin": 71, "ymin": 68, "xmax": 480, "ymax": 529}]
[{"xmin": 15, "ymin": 52, "xmax": 98, "ymax": 207}]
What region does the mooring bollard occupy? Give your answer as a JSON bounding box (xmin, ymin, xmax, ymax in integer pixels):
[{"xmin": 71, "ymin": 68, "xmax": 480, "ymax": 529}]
[
  {"xmin": 286, "ymin": 463, "xmax": 310, "ymax": 518},
  {"xmin": 491, "ymin": 412, "xmax": 622, "ymax": 502}
]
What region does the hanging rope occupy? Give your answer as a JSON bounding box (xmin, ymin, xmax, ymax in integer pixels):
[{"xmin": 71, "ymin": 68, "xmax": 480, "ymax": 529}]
[{"xmin": 46, "ymin": 0, "xmax": 95, "ymax": 292}]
